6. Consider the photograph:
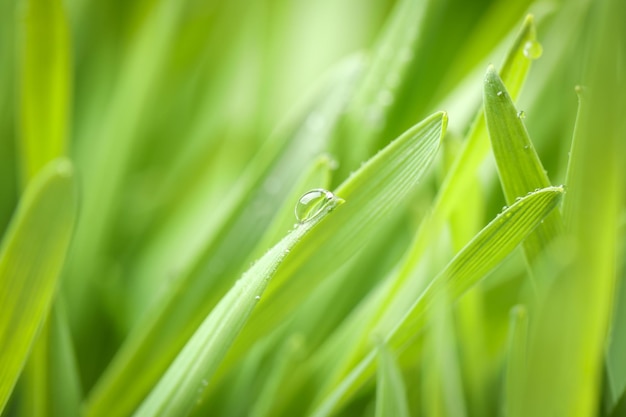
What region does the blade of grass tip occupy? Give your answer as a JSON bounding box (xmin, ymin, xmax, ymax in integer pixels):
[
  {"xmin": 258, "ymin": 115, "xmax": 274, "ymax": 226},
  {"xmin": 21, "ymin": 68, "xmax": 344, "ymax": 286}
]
[
  {"xmin": 222, "ymin": 112, "xmax": 446, "ymax": 374},
  {"xmin": 132, "ymin": 193, "xmax": 344, "ymax": 417},
  {"xmin": 483, "ymin": 65, "xmax": 563, "ymax": 271},
  {"xmin": 17, "ymin": 0, "xmax": 71, "ymax": 187},
  {"xmin": 503, "ymin": 305, "xmax": 528, "ymax": 417},
  {"xmin": 86, "ymin": 57, "xmax": 363, "ymax": 417},
  {"xmin": 310, "ymin": 186, "xmax": 564, "ymax": 417},
  {"xmin": 0, "ymin": 159, "xmax": 77, "ymax": 413},
  {"xmin": 372, "ymin": 15, "xmax": 539, "ymax": 330},
  {"xmin": 330, "ymin": 0, "xmax": 429, "ymax": 182},
  {"xmin": 375, "ymin": 341, "xmax": 410, "ymax": 417},
  {"xmin": 520, "ymin": 0, "xmax": 625, "ymax": 413},
  {"xmin": 606, "ymin": 247, "xmax": 626, "ymax": 408}
]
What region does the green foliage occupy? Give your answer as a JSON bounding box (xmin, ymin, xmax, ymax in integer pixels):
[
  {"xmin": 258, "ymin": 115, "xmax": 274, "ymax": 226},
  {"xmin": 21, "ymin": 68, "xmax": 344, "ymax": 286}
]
[{"xmin": 0, "ymin": 0, "xmax": 623, "ymax": 416}]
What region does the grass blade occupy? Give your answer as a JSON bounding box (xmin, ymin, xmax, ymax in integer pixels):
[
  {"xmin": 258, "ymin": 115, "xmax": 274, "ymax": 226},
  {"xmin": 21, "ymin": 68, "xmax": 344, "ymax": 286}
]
[
  {"xmin": 483, "ymin": 65, "xmax": 563, "ymax": 268},
  {"xmin": 503, "ymin": 305, "xmax": 528, "ymax": 417},
  {"xmin": 0, "ymin": 159, "xmax": 77, "ymax": 412},
  {"xmin": 133, "ymin": 193, "xmax": 344, "ymax": 417},
  {"xmin": 375, "ymin": 342, "xmax": 410, "ymax": 417},
  {"xmin": 17, "ymin": 0, "xmax": 71, "ymax": 185},
  {"xmin": 311, "ymin": 186, "xmax": 564, "ymax": 416}
]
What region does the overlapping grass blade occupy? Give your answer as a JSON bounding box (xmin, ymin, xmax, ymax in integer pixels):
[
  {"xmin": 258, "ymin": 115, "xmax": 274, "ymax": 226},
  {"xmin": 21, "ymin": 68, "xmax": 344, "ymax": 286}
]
[
  {"xmin": 17, "ymin": 0, "xmax": 70, "ymax": 186},
  {"xmin": 483, "ymin": 65, "xmax": 562, "ymax": 268},
  {"xmin": 133, "ymin": 193, "xmax": 344, "ymax": 417},
  {"xmin": 0, "ymin": 159, "xmax": 77, "ymax": 412},
  {"xmin": 86, "ymin": 58, "xmax": 363, "ymax": 417},
  {"xmin": 311, "ymin": 186, "xmax": 564, "ymax": 416},
  {"xmin": 375, "ymin": 342, "xmax": 410, "ymax": 417}
]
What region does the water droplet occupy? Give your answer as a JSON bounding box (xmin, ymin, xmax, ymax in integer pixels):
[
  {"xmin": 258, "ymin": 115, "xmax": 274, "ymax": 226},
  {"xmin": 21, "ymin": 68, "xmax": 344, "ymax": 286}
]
[
  {"xmin": 524, "ymin": 145, "xmax": 529, "ymax": 150},
  {"xmin": 284, "ymin": 249, "xmax": 290, "ymax": 253},
  {"xmin": 497, "ymin": 91, "xmax": 503, "ymax": 97},
  {"xmin": 517, "ymin": 110, "xmax": 526, "ymax": 119},
  {"xmin": 523, "ymin": 40, "xmax": 543, "ymax": 60},
  {"xmin": 255, "ymin": 295, "xmax": 261, "ymax": 300},
  {"xmin": 295, "ymin": 189, "xmax": 336, "ymax": 223}
]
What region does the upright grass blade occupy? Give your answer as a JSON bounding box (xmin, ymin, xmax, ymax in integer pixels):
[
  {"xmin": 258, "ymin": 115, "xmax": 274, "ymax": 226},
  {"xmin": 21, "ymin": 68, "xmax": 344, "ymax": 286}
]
[
  {"xmin": 17, "ymin": 0, "xmax": 71, "ymax": 186},
  {"xmin": 375, "ymin": 342, "xmax": 410, "ymax": 417},
  {"xmin": 0, "ymin": 159, "xmax": 77, "ymax": 413},
  {"xmin": 503, "ymin": 305, "xmax": 528, "ymax": 417},
  {"xmin": 133, "ymin": 193, "xmax": 344, "ymax": 417},
  {"xmin": 311, "ymin": 186, "xmax": 564, "ymax": 416},
  {"xmin": 483, "ymin": 65, "xmax": 563, "ymax": 268},
  {"xmin": 519, "ymin": 0, "xmax": 625, "ymax": 414}
]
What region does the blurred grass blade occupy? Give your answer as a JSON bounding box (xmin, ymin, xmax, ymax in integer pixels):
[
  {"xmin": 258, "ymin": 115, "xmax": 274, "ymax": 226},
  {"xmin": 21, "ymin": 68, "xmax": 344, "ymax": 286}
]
[
  {"xmin": 17, "ymin": 0, "xmax": 71, "ymax": 186},
  {"xmin": 503, "ymin": 305, "xmax": 528, "ymax": 417},
  {"xmin": 331, "ymin": 0, "xmax": 428, "ymax": 180},
  {"xmin": 86, "ymin": 58, "xmax": 363, "ymax": 417},
  {"xmin": 17, "ymin": 301, "xmax": 82, "ymax": 417},
  {"xmin": 312, "ymin": 186, "xmax": 564, "ymax": 416},
  {"xmin": 375, "ymin": 342, "xmax": 410, "ymax": 417},
  {"xmin": 133, "ymin": 193, "xmax": 344, "ymax": 417},
  {"xmin": 483, "ymin": 65, "xmax": 563, "ymax": 267},
  {"xmin": 0, "ymin": 159, "xmax": 77, "ymax": 412}
]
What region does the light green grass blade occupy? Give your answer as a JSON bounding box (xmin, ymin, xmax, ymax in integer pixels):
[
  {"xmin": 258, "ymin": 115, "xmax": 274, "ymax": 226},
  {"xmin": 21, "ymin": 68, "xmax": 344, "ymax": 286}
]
[
  {"xmin": 227, "ymin": 112, "xmax": 446, "ymax": 366},
  {"xmin": 133, "ymin": 193, "xmax": 344, "ymax": 417},
  {"xmin": 375, "ymin": 342, "xmax": 410, "ymax": 417},
  {"xmin": 483, "ymin": 65, "xmax": 563, "ymax": 267},
  {"xmin": 17, "ymin": 301, "xmax": 82, "ymax": 417},
  {"xmin": 331, "ymin": 0, "xmax": 428, "ymax": 180},
  {"xmin": 311, "ymin": 186, "xmax": 564, "ymax": 416},
  {"xmin": 85, "ymin": 58, "xmax": 363, "ymax": 417},
  {"xmin": 503, "ymin": 305, "xmax": 528, "ymax": 417},
  {"xmin": 0, "ymin": 159, "xmax": 77, "ymax": 413},
  {"xmin": 17, "ymin": 0, "xmax": 70, "ymax": 186}
]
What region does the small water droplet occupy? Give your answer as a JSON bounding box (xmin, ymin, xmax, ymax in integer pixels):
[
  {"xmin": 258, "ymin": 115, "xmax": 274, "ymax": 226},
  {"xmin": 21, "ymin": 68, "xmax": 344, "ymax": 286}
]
[
  {"xmin": 497, "ymin": 91, "xmax": 503, "ymax": 97},
  {"xmin": 294, "ymin": 189, "xmax": 337, "ymax": 223},
  {"xmin": 517, "ymin": 110, "xmax": 526, "ymax": 119},
  {"xmin": 523, "ymin": 40, "xmax": 543, "ymax": 60},
  {"xmin": 255, "ymin": 295, "xmax": 261, "ymax": 300},
  {"xmin": 284, "ymin": 249, "xmax": 290, "ymax": 253},
  {"xmin": 524, "ymin": 145, "xmax": 529, "ymax": 150}
]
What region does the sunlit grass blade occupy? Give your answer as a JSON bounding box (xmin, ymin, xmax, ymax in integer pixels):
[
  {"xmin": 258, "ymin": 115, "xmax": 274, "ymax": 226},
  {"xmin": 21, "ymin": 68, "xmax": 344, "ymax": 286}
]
[
  {"xmin": 0, "ymin": 159, "xmax": 77, "ymax": 412},
  {"xmin": 311, "ymin": 186, "xmax": 564, "ymax": 416},
  {"xmin": 375, "ymin": 342, "xmax": 410, "ymax": 417},
  {"xmin": 503, "ymin": 305, "xmax": 528, "ymax": 417},
  {"xmin": 17, "ymin": 0, "xmax": 71, "ymax": 186},
  {"xmin": 519, "ymin": 0, "xmax": 625, "ymax": 413},
  {"xmin": 483, "ymin": 65, "xmax": 563, "ymax": 267},
  {"xmin": 133, "ymin": 193, "xmax": 344, "ymax": 417}
]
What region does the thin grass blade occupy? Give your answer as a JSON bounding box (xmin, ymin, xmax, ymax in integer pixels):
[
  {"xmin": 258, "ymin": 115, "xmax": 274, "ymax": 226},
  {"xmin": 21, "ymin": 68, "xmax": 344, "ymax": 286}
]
[{"xmin": 375, "ymin": 342, "xmax": 410, "ymax": 417}]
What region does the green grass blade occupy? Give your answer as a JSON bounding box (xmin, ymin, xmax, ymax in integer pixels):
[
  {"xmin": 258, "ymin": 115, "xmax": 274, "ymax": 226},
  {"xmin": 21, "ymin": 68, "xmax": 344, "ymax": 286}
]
[
  {"xmin": 483, "ymin": 65, "xmax": 563, "ymax": 266},
  {"xmin": 311, "ymin": 186, "xmax": 564, "ymax": 416},
  {"xmin": 0, "ymin": 159, "xmax": 77, "ymax": 413},
  {"xmin": 375, "ymin": 342, "xmax": 410, "ymax": 417},
  {"xmin": 85, "ymin": 58, "xmax": 362, "ymax": 417},
  {"xmin": 17, "ymin": 0, "xmax": 71, "ymax": 186},
  {"xmin": 17, "ymin": 301, "xmax": 82, "ymax": 417},
  {"xmin": 133, "ymin": 193, "xmax": 344, "ymax": 417},
  {"xmin": 331, "ymin": 0, "xmax": 428, "ymax": 180},
  {"xmin": 503, "ymin": 305, "xmax": 528, "ymax": 417}
]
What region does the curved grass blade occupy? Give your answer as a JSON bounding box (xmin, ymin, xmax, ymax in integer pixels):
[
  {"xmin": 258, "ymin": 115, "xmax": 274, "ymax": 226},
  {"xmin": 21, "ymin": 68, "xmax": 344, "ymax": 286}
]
[
  {"xmin": 375, "ymin": 342, "xmax": 410, "ymax": 417},
  {"xmin": 85, "ymin": 57, "xmax": 363, "ymax": 417},
  {"xmin": 311, "ymin": 186, "xmax": 564, "ymax": 416},
  {"xmin": 17, "ymin": 0, "xmax": 71, "ymax": 186},
  {"xmin": 483, "ymin": 65, "xmax": 563, "ymax": 267},
  {"xmin": 132, "ymin": 194, "xmax": 344, "ymax": 417},
  {"xmin": 0, "ymin": 159, "xmax": 77, "ymax": 413}
]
